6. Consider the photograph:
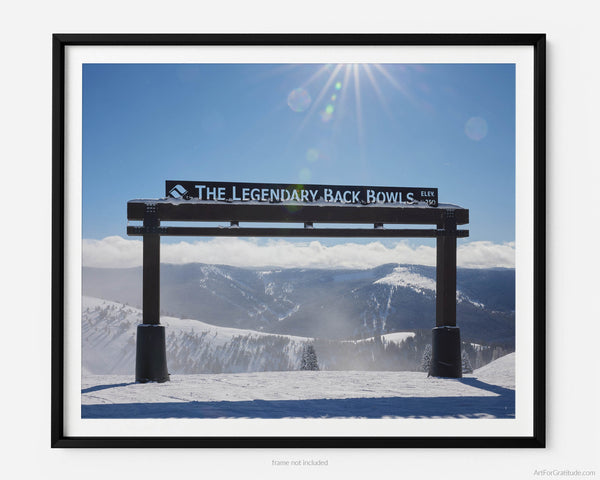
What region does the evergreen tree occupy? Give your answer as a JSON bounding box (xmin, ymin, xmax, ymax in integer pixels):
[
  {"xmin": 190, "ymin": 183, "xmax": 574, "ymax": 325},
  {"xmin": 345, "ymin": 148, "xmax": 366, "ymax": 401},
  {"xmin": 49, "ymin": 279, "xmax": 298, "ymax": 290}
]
[
  {"xmin": 301, "ymin": 344, "xmax": 320, "ymax": 371},
  {"xmin": 461, "ymin": 349, "xmax": 473, "ymax": 374},
  {"xmin": 421, "ymin": 344, "xmax": 432, "ymax": 373}
]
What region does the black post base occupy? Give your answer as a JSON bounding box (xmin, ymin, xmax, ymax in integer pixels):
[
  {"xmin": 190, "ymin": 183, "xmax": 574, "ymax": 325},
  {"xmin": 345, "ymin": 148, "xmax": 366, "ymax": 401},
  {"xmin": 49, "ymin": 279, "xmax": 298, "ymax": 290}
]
[
  {"xmin": 430, "ymin": 326, "xmax": 462, "ymax": 378},
  {"xmin": 135, "ymin": 324, "xmax": 170, "ymax": 383}
]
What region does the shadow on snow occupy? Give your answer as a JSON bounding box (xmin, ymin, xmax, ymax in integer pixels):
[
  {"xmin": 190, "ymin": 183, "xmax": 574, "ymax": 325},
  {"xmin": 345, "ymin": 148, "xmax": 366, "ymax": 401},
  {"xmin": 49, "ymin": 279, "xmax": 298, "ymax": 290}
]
[
  {"xmin": 81, "ymin": 378, "xmax": 514, "ymax": 419},
  {"xmin": 81, "ymin": 382, "xmax": 136, "ymax": 394}
]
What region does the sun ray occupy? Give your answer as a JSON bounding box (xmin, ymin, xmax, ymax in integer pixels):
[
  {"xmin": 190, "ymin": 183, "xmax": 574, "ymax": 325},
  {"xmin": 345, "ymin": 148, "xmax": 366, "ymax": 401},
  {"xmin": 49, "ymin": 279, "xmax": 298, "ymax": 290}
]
[
  {"xmin": 300, "ymin": 64, "xmax": 334, "ymax": 90},
  {"xmin": 283, "ymin": 63, "xmax": 423, "ymax": 161},
  {"xmin": 353, "ymin": 64, "xmax": 366, "ymax": 163},
  {"xmin": 372, "ymin": 64, "xmax": 416, "ymax": 105},
  {"xmin": 331, "ymin": 65, "xmax": 352, "ymax": 128},
  {"xmin": 363, "ymin": 64, "xmax": 394, "ymax": 121},
  {"xmin": 293, "ymin": 63, "xmax": 344, "ymax": 138},
  {"xmin": 249, "ymin": 64, "xmax": 299, "ymax": 84}
]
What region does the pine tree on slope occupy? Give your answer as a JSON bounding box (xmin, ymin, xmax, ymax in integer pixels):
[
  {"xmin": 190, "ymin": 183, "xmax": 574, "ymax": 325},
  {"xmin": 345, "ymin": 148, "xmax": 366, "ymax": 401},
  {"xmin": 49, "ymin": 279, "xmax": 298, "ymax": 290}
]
[
  {"xmin": 421, "ymin": 344, "xmax": 432, "ymax": 374},
  {"xmin": 461, "ymin": 349, "xmax": 474, "ymax": 374},
  {"xmin": 301, "ymin": 344, "xmax": 320, "ymax": 371}
]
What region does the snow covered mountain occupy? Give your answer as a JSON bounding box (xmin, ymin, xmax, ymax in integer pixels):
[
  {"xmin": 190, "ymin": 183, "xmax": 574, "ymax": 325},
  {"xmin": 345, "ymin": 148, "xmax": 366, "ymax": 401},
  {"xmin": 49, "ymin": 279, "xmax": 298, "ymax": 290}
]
[
  {"xmin": 83, "ymin": 263, "xmax": 515, "ymax": 346},
  {"xmin": 82, "ymin": 296, "xmax": 428, "ymax": 375}
]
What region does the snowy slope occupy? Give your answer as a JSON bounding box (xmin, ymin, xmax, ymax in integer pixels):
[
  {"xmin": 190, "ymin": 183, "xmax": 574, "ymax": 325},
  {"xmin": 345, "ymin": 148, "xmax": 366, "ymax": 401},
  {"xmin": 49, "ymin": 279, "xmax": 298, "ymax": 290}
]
[
  {"xmin": 375, "ymin": 266, "xmax": 437, "ymax": 293},
  {"xmin": 82, "ymin": 305, "xmax": 515, "ymax": 419},
  {"xmin": 81, "ymin": 353, "xmax": 515, "ymax": 419},
  {"xmin": 82, "ymin": 296, "xmax": 310, "ymax": 375},
  {"xmin": 473, "ymin": 352, "xmax": 515, "ymax": 389},
  {"xmin": 381, "ymin": 332, "xmax": 416, "ymax": 343},
  {"xmin": 375, "ymin": 266, "xmax": 486, "ymax": 307},
  {"xmin": 82, "ymin": 298, "xmax": 139, "ymax": 375},
  {"xmin": 82, "ymin": 297, "xmax": 418, "ymax": 375}
]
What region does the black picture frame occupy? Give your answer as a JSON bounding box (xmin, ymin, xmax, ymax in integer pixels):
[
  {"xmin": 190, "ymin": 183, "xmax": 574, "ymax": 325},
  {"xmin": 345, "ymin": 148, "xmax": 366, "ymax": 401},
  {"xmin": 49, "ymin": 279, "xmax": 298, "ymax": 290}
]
[{"xmin": 52, "ymin": 33, "xmax": 546, "ymax": 448}]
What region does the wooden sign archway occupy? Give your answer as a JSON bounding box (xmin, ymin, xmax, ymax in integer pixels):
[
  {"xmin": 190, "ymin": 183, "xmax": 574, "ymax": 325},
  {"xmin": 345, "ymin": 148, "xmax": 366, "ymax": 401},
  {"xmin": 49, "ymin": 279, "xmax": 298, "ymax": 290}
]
[{"xmin": 127, "ymin": 182, "xmax": 469, "ymax": 382}]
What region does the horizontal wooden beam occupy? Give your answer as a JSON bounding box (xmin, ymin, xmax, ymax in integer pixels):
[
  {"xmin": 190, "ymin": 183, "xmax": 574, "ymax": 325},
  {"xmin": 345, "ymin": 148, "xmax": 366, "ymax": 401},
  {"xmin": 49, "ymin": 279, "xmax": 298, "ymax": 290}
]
[
  {"xmin": 127, "ymin": 226, "xmax": 470, "ymax": 238},
  {"xmin": 127, "ymin": 200, "xmax": 469, "ymax": 225}
]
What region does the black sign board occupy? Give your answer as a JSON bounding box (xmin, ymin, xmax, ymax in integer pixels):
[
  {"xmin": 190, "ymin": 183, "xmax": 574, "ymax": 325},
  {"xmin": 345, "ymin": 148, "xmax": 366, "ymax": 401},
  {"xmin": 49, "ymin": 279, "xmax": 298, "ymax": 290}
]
[{"xmin": 166, "ymin": 181, "xmax": 438, "ymax": 207}]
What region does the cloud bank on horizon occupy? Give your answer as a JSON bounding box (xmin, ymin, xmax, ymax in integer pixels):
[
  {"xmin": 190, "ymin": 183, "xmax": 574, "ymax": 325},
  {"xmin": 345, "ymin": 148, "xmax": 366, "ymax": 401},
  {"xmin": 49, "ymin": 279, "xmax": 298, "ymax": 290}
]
[{"xmin": 82, "ymin": 236, "xmax": 515, "ymax": 270}]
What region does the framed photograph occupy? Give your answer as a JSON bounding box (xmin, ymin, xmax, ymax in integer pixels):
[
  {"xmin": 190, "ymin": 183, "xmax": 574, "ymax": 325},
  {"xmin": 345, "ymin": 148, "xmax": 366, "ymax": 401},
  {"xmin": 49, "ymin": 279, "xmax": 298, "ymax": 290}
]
[{"xmin": 52, "ymin": 33, "xmax": 545, "ymax": 447}]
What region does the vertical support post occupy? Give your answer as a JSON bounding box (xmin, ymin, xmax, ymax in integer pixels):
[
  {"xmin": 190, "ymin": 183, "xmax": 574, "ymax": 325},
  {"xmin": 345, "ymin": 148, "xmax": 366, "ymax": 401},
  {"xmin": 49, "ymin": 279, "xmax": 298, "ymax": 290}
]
[
  {"xmin": 143, "ymin": 234, "xmax": 160, "ymax": 325},
  {"xmin": 135, "ymin": 203, "xmax": 169, "ymax": 383},
  {"xmin": 430, "ymin": 210, "xmax": 462, "ymax": 378},
  {"xmin": 436, "ymin": 213, "xmax": 457, "ymax": 328}
]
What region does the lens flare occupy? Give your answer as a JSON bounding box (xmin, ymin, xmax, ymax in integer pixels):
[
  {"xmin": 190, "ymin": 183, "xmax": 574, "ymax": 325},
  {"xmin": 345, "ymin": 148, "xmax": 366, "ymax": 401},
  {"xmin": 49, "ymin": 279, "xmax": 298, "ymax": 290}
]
[
  {"xmin": 299, "ymin": 168, "xmax": 312, "ymax": 182},
  {"xmin": 320, "ymin": 111, "xmax": 333, "ymax": 122},
  {"xmin": 465, "ymin": 117, "xmax": 488, "ymax": 141},
  {"xmin": 292, "ymin": 64, "xmax": 344, "ymax": 138},
  {"xmin": 287, "ymin": 87, "xmax": 312, "ymax": 112},
  {"xmin": 306, "ymin": 148, "xmax": 319, "ymax": 163},
  {"xmin": 289, "ymin": 63, "xmax": 421, "ymax": 148},
  {"xmin": 284, "ymin": 185, "xmax": 304, "ymax": 213}
]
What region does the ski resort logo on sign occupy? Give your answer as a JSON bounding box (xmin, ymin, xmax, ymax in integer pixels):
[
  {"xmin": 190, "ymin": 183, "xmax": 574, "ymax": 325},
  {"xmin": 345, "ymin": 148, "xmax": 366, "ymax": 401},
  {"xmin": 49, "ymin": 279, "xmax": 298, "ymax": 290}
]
[{"xmin": 165, "ymin": 181, "xmax": 438, "ymax": 207}]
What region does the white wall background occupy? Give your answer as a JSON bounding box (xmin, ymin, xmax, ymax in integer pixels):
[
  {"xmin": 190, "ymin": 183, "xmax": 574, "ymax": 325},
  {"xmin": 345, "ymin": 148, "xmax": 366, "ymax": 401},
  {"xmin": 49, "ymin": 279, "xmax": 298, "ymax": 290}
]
[{"xmin": 1, "ymin": 1, "xmax": 597, "ymax": 478}]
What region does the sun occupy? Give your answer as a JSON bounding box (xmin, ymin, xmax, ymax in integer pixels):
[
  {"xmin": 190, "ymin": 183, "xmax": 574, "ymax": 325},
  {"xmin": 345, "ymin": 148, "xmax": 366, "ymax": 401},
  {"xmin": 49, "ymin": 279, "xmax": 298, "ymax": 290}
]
[{"xmin": 286, "ymin": 63, "xmax": 416, "ymax": 157}]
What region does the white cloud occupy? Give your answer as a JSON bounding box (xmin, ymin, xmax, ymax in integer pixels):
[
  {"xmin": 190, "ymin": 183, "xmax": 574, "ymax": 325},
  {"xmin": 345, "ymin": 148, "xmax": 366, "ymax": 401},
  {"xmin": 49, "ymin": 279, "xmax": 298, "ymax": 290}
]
[
  {"xmin": 82, "ymin": 236, "xmax": 143, "ymax": 268},
  {"xmin": 457, "ymin": 241, "xmax": 516, "ymax": 269},
  {"xmin": 82, "ymin": 236, "xmax": 515, "ymax": 269}
]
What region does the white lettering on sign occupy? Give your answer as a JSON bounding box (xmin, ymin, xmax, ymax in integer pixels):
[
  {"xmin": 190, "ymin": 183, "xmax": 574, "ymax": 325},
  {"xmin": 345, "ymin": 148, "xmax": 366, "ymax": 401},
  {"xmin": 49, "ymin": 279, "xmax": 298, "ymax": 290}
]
[
  {"xmin": 385, "ymin": 191, "xmax": 399, "ymax": 202},
  {"xmin": 185, "ymin": 183, "xmax": 436, "ymax": 206},
  {"xmin": 206, "ymin": 187, "xmax": 218, "ymax": 200}
]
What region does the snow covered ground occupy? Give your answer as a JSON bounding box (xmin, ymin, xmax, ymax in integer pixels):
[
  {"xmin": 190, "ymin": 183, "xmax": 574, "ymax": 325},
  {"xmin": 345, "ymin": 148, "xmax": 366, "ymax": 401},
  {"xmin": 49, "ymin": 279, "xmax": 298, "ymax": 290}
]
[
  {"xmin": 81, "ymin": 296, "xmax": 514, "ymax": 419},
  {"xmin": 81, "ymin": 353, "xmax": 514, "ymax": 419}
]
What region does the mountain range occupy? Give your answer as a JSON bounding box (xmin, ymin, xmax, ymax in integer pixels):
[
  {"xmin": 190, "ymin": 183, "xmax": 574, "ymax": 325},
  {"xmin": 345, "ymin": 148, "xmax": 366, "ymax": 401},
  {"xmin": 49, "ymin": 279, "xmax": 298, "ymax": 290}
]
[{"xmin": 83, "ymin": 263, "xmax": 514, "ymax": 347}]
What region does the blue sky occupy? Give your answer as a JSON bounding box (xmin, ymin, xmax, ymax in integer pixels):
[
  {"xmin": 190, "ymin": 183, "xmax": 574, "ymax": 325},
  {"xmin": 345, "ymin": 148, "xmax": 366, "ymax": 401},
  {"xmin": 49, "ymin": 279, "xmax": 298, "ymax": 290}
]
[{"xmin": 82, "ymin": 62, "xmax": 515, "ymax": 267}]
